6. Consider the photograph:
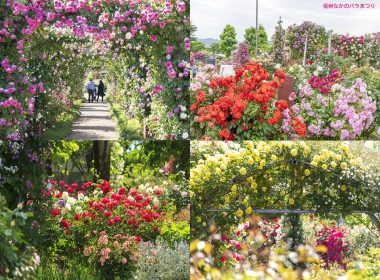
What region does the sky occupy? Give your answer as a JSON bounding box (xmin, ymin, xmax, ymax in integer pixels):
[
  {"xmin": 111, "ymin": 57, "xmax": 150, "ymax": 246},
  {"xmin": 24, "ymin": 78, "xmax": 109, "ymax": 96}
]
[{"xmin": 191, "ymin": 0, "xmax": 380, "ymax": 41}]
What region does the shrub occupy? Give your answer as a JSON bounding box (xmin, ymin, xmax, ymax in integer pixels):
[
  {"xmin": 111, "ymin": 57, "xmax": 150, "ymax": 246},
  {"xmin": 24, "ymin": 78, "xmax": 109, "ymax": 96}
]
[{"xmin": 132, "ymin": 239, "xmax": 189, "ymax": 280}]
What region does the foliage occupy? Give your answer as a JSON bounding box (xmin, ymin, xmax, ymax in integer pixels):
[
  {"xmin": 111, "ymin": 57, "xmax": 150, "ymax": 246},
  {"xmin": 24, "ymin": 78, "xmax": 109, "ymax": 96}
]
[
  {"xmin": 244, "ymin": 25, "xmax": 269, "ymax": 54},
  {"xmin": 132, "ymin": 239, "xmax": 189, "ymax": 280},
  {"xmin": 210, "ymin": 43, "xmax": 221, "ymax": 54},
  {"xmin": 191, "ymin": 41, "xmax": 207, "ymax": 53},
  {"xmin": 282, "ymin": 213, "xmax": 304, "ymax": 249},
  {"xmin": 219, "ymin": 25, "xmax": 238, "ymax": 58},
  {"xmin": 160, "ymin": 221, "xmax": 190, "ymax": 244},
  {"xmin": 0, "ymin": 197, "xmax": 39, "ymax": 279}
]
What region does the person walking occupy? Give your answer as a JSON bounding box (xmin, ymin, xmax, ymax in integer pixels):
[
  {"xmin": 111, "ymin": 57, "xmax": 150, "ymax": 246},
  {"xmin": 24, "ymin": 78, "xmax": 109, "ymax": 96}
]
[
  {"xmin": 97, "ymin": 80, "xmax": 105, "ymax": 103},
  {"xmin": 192, "ymin": 64, "xmax": 197, "ymax": 78},
  {"xmin": 87, "ymin": 79, "xmax": 96, "ymax": 103}
]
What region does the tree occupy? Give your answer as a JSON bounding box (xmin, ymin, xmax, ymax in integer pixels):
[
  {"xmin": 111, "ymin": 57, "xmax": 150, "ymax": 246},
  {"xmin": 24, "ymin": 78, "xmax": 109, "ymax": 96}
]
[
  {"xmin": 191, "ymin": 41, "xmax": 206, "ymax": 53},
  {"xmin": 190, "ymin": 22, "xmax": 198, "ymax": 41},
  {"xmin": 219, "ymin": 24, "xmax": 237, "ymax": 58},
  {"xmin": 209, "ymin": 43, "xmax": 221, "ymax": 54},
  {"xmin": 271, "ymin": 17, "xmax": 286, "ymax": 64},
  {"xmin": 244, "ymin": 25, "xmax": 269, "ymax": 54}
]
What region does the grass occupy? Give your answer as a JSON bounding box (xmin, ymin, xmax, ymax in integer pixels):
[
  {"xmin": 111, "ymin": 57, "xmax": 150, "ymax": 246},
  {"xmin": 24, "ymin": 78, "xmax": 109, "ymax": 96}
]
[
  {"xmin": 41, "ymin": 101, "xmax": 82, "ymax": 141},
  {"xmin": 109, "ymin": 101, "xmax": 143, "ymax": 140},
  {"xmin": 37, "ymin": 264, "xmax": 98, "ymax": 280}
]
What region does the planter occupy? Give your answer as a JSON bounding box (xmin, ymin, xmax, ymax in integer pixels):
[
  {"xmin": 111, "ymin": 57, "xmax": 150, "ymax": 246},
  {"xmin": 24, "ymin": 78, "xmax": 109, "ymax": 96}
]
[{"xmin": 278, "ymin": 75, "xmax": 295, "ymax": 107}]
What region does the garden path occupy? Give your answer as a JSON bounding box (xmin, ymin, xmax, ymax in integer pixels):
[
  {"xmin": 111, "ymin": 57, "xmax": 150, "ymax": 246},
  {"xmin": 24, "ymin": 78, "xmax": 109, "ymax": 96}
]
[{"xmin": 65, "ymin": 102, "xmax": 119, "ymax": 140}]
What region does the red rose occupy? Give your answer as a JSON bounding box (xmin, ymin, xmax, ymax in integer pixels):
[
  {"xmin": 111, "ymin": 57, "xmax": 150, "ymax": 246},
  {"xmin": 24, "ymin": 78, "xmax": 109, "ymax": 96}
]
[
  {"xmin": 135, "ymin": 194, "xmax": 143, "ymax": 201},
  {"xmin": 51, "ymin": 208, "xmax": 60, "ymax": 217},
  {"xmin": 152, "ymin": 213, "xmax": 160, "ymax": 219},
  {"xmin": 104, "ymin": 211, "xmax": 112, "ymax": 217},
  {"xmin": 154, "ymin": 189, "xmax": 163, "ymax": 196},
  {"xmin": 114, "ymin": 216, "xmax": 121, "ymax": 224},
  {"xmin": 61, "ymin": 219, "xmax": 70, "ymax": 228},
  {"xmin": 74, "ymin": 213, "xmax": 81, "ymax": 221}
]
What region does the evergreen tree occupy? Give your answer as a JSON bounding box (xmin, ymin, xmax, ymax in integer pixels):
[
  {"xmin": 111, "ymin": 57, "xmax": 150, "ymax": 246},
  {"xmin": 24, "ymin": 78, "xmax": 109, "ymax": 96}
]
[
  {"xmin": 244, "ymin": 25, "xmax": 269, "ymax": 54},
  {"xmin": 271, "ymin": 17, "xmax": 286, "ymax": 64},
  {"xmin": 209, "ymin": 43, "xmax": 221, "ymax": 54},
  {"xmin": 219, "ymin": 24, "xmax": 238, "ymax": 58}
]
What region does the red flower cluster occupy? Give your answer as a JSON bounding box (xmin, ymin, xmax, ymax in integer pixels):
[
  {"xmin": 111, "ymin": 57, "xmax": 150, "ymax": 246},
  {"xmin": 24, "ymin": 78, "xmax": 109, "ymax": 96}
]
[
  {"xmin": 308, "ymin": 69, "xmax": 341, "ymax": 94},
  {"xmin": 268, "ymin": 100, "xmax": 289, "ymax": 125},
  {"xmin": 47, "ymin": 180, "xmax": 166, "ymax": 236},
  {"xmin": 291, "ymin": 118, "xmax": 307, "ymax": 138},
  {"xmin": 191, "ymin": 62, "xmax": 287, "ymax": 140}
]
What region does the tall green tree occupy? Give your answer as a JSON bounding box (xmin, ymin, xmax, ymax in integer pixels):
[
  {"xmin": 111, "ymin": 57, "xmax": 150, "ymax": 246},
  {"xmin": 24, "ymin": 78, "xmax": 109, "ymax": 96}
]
[
  {"xmin": 244, "ymin": 25, "xmax": 269, "ymax": 54},
  {"xmin": 219, "ymin": 24, "xmax": 238, "ymax": 58},
  {"xmin": 209, "ymin": 42, "xmax": 221, "ymax": 54},
  {"xmin": 191, "ymin": 41, "xmax": 206, "ymax": 53}
]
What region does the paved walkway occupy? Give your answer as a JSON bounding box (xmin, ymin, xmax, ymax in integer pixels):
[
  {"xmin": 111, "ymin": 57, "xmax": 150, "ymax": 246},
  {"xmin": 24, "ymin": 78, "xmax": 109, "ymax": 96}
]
[{"xmin": 66, "ymin": 102, "xmax": 119, "ymax": 140}]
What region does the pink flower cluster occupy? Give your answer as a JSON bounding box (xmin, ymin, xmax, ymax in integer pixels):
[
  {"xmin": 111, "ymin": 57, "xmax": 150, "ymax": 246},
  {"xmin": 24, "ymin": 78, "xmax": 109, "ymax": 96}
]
[
  {"xmin": 316, "ymin": 224, "xmax": 350, "ymax": 268},
  {"xmin": 287, "ymin": 71, "xmax": 376, "ymax": 139}
]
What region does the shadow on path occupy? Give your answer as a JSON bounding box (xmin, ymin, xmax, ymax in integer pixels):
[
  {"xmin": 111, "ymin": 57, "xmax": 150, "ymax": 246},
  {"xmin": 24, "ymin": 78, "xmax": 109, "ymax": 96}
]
[{"xmin": 66, "ymin": 102, "xmax": 119, "ymax": 140}]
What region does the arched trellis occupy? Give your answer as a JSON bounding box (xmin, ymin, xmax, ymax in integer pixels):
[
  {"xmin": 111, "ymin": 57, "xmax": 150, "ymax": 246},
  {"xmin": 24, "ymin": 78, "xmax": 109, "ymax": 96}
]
[{"xmin": 203, "ymin": 156, "xmax": 380, "ymax": 231}]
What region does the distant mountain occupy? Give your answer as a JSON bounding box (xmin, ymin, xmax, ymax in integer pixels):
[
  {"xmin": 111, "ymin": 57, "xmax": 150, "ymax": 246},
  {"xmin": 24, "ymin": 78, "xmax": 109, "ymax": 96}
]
[{"xmin": 197, "ymin": 38, "xmax": 219, "ymax": 48}]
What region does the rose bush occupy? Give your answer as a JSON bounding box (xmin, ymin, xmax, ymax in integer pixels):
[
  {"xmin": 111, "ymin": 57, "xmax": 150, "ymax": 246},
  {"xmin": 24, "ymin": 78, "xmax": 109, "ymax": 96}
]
[
  {"xmin": 190, "ymin": 62, "xmax": 306, "ymax": 140},
  {"xmin": 45, "ymin": 179, "xmax": 169, "ymax": 278}
]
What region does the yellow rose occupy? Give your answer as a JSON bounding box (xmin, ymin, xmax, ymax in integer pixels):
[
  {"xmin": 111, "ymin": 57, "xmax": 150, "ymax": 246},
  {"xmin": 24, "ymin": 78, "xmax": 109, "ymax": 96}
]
[
  {"xmin": 239, "ymin": 167, "xmax": 247, "ymax": 176},
  {"xmin": 304, "ymin": 169, "xmax": 311, "ymax": 176},
  {"xmin": 251, "ymin": 181, "xmax": 257, "ymax": 189},
  {"xmin": 247, "ymin": 157, "xmax": 254, "ymax": 165},
  {"xmin": 236, "ymin": 209, "xmax": 244, "ymax": 218},
  {"xmin": 340, "ymin": 162, "xmax": 348, "ymax": 169},
  {"xmin": 289, "ymin": 198, "xmax": 295, "ymax": 205},
  {"xmin": 291, "ymin": 149, "xmax": 298, "ymax": 157},
  {"xmin": 331, "ymin": 161, "xmax": 337, "ymax": 168},
  {"xmin": 196, "ymin": 216, "xmax": 202, "ymax": 223},
  {"xmin": 262, "ymin": 187, "xmax": 267, "ymax": 192},
  {"xmin": 322, "ymin": 164, "xmax": 328, "ymax": 171},
  {"xmin": 271, "ymin": 155, "xmax": 277, "ymax": 161},
  {"xmin": 341, "ymin": 185, "xmax": 347, "ymax": 191},
  {"xmin": 246, "ymin": 207, "xmax": 253, "ymax": 214},
  {"xmin": 280, "ymin": 190, "xmax": 286, "ymax": 196}
]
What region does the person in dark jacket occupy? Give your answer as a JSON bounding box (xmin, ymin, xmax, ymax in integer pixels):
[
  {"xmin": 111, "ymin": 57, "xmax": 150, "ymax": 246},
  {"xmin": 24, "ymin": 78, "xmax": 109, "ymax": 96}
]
[{"xmin": 97, "ymin": 80, "xmax": 105, "ymax": 102}]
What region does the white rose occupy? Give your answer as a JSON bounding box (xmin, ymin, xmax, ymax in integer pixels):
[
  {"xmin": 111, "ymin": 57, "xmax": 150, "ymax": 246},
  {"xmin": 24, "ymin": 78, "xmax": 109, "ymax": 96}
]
[
  {"xmin": 62, "ymin": 192, "xmax": 69, "ymax": 200},
  {"xmin": 67, "ymin": 197, "xmax": 76, "ymax": 205},
  {"xmin": 180, "ymin": 113, "xmax": 187, "ymax": 119},
  {"xmin": 125, "ymin": 32, "xmax": 132, "ymax": 40},
  {"xmin": 182, "ymin": 132, "xmax": 189, "ymax": 139}
]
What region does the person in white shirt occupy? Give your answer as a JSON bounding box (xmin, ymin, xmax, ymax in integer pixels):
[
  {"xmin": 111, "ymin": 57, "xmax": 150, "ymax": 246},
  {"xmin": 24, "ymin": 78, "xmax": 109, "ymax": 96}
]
[{"xmin": 87, "ymin": 79, "xmax": 96, "ymax": 103}]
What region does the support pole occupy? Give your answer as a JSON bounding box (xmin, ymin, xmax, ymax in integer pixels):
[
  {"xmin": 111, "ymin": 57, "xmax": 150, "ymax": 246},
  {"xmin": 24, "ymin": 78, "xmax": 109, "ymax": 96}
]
[
  {"xmin": 255, "ymin": 0, "xmax": 258, "ymax": 57},
  {"xmin": 302, "ymin": 34, "xmax": 308, "ymax": 66},
  {"xmin": 328, "ymin": 30, "xmax": 332, "ymax": 54}
]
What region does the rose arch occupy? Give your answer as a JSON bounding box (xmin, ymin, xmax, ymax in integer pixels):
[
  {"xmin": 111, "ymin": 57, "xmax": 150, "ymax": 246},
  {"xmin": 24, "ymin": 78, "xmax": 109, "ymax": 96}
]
[
  {"xmin": 190, "ymin": 141, "xmax": 380, "ymax": 236},
  {"xmin": 0, "ymin": 0, "xmax": 190, "ymax": 140}
]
